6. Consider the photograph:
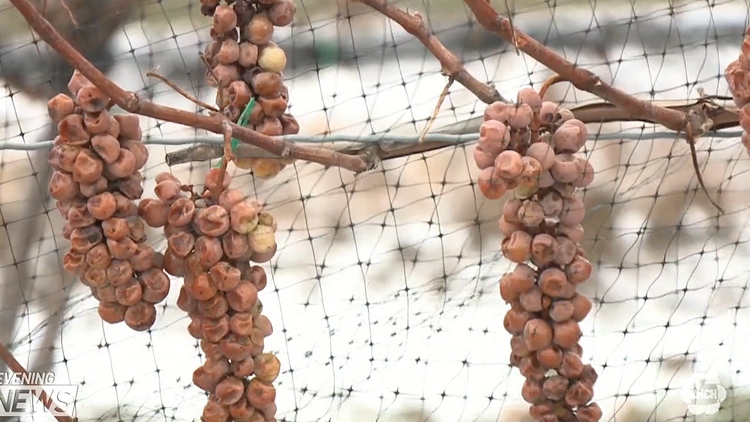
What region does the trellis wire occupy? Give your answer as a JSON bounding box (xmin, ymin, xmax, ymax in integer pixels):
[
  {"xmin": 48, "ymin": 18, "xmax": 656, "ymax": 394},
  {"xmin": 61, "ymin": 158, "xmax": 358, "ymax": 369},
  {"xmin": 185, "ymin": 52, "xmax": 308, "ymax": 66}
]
[{"xmin": 0, "ymin": 130, "xmax": 743, "ymax": 151}]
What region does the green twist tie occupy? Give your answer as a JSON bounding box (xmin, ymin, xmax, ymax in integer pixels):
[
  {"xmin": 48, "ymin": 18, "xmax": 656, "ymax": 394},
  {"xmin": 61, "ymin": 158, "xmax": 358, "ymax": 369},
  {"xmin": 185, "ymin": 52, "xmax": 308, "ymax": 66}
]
[{"xmin": 215, "ymin": 97, "xmax": 256, "ymax": 168}]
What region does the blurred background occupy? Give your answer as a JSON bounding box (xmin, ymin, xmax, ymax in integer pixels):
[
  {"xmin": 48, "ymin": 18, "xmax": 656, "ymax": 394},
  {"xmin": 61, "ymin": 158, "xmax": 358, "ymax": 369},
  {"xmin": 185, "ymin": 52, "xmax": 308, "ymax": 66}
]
[{"xmin": 1, "ymin": 0, "xmax": 750, "ymax": 420}]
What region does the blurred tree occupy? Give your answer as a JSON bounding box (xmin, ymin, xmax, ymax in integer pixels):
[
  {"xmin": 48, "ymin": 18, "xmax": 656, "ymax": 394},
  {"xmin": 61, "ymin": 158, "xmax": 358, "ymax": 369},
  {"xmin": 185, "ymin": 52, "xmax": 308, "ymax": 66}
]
[{"xmin": 0, "ymin": 0, "xmax": 138, "ymax": 378}]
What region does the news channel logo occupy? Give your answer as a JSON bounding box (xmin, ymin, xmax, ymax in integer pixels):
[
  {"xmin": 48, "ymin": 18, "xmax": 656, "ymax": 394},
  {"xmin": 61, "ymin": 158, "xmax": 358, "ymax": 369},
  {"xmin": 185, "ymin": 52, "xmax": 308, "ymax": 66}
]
[
  {"xmin": 0, "ymin": 372, "xmax": 78, "ymax": 417},
  {"xmin": 680, "ymin": 372, "xmax": 727, "ymax": 416}
]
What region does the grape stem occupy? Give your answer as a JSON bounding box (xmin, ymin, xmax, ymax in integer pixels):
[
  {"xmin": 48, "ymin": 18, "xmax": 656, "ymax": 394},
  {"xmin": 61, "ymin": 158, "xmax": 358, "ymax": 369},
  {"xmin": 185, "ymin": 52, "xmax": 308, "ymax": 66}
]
[
  {"xmin": 684, "ymin": 117, "xmax": 725, "ymax": 213},
  {"xmin": 539, "ymin": 75, "xmax": 565, "ymax": 101}
]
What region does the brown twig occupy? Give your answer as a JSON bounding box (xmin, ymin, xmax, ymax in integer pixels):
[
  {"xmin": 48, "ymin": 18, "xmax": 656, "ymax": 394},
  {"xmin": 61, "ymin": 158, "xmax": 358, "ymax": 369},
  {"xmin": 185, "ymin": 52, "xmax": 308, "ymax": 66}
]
[
  {"xmin": 683, "ymin": 113, "xmax": 724, "ymax": 213},
  {"xmin": 39, "ymin": 0, "xmax": 78, "ymax": 27},
  {"xmin": 353, "ymin": 0, "xmax": 507, "ymax": 104},
  {"xmin": 0, "ymin": 340, "xmax": 76, "ymax": 422},
  {"xmin": 539, "ymin": 74, "xmax": 564, "ymax": 101},
  {"xmin": 419, "ymin": 78, "xmax": 454, "ymax": 143},
  {"xmin": 59, "ymin": 0, "xmax": 78, "ymax": 27},
  {"xmin": 11, "ymin": 0, "xmax": 368, "ymax": 173},
  {"xmin": 146, "ymin": 70, "xmax": 219, "ymax": 112},
  {"xmin": 461, "ymin": 0, "xmax": 708, "ymax": 136},
  {"xmin": 199, "ymin": 53, "xmax": 226, "ymax": 112}
]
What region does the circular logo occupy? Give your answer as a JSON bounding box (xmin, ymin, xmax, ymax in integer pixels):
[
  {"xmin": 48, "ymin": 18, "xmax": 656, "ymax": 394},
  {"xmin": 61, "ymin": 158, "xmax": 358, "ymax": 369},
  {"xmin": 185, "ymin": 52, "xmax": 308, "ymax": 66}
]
[{"xmin": 680, "ymin": 372, "xmax": 727, "ymax": 415}]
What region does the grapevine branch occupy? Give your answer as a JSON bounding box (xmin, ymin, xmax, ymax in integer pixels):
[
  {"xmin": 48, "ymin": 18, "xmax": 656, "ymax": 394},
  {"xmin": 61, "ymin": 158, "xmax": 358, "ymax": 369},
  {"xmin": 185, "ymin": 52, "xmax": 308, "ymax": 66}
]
[
  {"xmin": 164, "ymin": 98, "xmax": 739, "ymax": 165},
  {"xmin": 461, "ymin": 0, "xmax": 723, "ymax": 212},
  {"xmin": 10, "ymin": 0, "xmax": 369, "ymax": 173},
  {"xmin": 461, "ymin": 0, "xmax": 704, "ymax": 133},
  {"xmin": 354, "ymin": 0, "xmax": 507, "ymax": 105},
  {"xmin": 0, "ymin": 340, "xmax": 76, "ymax": 422}
]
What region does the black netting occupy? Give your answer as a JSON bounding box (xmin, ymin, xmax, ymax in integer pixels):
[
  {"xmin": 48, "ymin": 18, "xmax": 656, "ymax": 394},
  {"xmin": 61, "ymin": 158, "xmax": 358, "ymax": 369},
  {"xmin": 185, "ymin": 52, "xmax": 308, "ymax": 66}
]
[{"xmin": 1, "ymin": 0, "xmax": 749, "ymax": 420}]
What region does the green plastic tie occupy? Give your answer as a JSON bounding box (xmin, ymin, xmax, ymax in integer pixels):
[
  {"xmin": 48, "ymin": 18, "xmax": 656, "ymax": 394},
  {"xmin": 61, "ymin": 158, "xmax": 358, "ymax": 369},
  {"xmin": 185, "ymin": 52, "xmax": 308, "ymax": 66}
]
[{"xmin": 215, "ymin": 97, "xmax": 256, "ymax": 168}]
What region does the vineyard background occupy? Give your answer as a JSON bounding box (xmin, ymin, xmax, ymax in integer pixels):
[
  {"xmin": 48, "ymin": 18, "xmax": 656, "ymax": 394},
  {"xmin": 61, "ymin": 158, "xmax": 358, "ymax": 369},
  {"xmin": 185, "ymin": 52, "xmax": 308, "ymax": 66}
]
[{"xmin": 2, "ymin": 0, "xmax": 750, "ymax": 420}]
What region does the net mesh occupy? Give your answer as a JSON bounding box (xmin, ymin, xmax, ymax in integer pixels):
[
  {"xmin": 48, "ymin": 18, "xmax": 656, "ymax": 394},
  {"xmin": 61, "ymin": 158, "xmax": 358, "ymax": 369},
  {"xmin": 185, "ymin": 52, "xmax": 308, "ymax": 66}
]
[{"xmin": 1, "ymin": 0, "xmax": 750, "ymax": 420}]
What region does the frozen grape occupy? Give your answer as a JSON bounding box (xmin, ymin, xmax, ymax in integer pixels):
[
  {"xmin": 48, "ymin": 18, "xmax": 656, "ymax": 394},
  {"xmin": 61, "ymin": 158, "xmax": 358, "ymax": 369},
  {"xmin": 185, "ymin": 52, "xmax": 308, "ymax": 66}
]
[
  {"xmin": 525, "ymin": 142, "xmax": 555, "ymax": 171},
  {"xmin": 521, "ymin": 378, "xmax": 544, "ymax": 404},
  {"xmin": 498, "ymin": 216, "xmax": 523, "ymax": 237},
  {"xmin": 551, "ymin": 153, "xmax": 581, "ymax": 183},
  {"xmin": 269, "ymin": 0, "xmax": 296, "ymax": 26},
  {"xmin": 524, "ymin": 319, "xmax": 553, "ymax": 351},
  {"xmin": 493, "ymin": 150, "xmax": 524, "ymax": 180},
  {"xmin": 571, "ymin": 294, "xmax": 593, "ymax": 321},
  {"xmin": 559, "ymin": 196, "xmax": 586, "ymax": 226},
  {"xmin": 515, "ymin": 183, "xmax": 539, "ymax": 199},
  {"xmin": 565, "ymin": 381, "xmax": 594, "ymax": 407},
  {"xmin": 537, "ymin": 346, "xmax": 563, "ymax": 369},
  {"xmin": 566, "ymin": 255, "xmax": 593, "ymax": 284},
  {"xmin": 478, "ymin": 120, "xmax": 509, "ymax": 154},
  {"xmin": 577, "ymin": 403, "xmax": 603, "ymax": 422},
  {"xmin": 552, "ymin": 123, "xmax": 584, "ymax": 153},
  {"xmin": 539, "ymin": 102, "xmax": 558, "ymax": 125},
  {"xmin": 539, "ymin": 267, "xmax": 576, "ymax": 299},
  {"xmin": 484, "ymin": 101, "xmax": 513, "ymax": 122},
  {"xmin": 47, "ymin": 94, "xmax": 75, "ymax": 123},
  {"xmin": 217, "ymin": 39, "xmax": 240, "ymax": 65},
  {"xmin": 558, "ymin": 224, "xmax": 584, "ymax": 243},
  {"xmin": 531, "ymin": 234, "xmax": 558, "ymax": 266},
  {"xmin": 258, "ymin": 44, "xmax": 288, "ymax": 74},
  {"xmin": 517, "ymin": 200, "xmax": 544, "ymax": 227},
  {"xmin": 553, "ymin": 320, "xmax": 581, "ymax": 349},
  {"xmin": 518, "ymin": 156, "xmax": 542, "ymax": 188},
  {"xmin": 501, "ymin": 230, "xmax": 533, "ymax": 263},
  {"xmin": 245, "ymin": 15, "xmax": 274, "ymax": 45},
  {"xmin": 473, "ymin": 147, "xmax": 496, "ymax": 170},
  {"xmin": 477, "ymin": 167, "xmax": 507, "ymax": 200},
  {"xmin": 553, "ymin": 236, "xmax": 577, "ymax": 266},
  {"xmin": 508, "ymin": 103, "xmax": 534, "ymax": 129},
  {"xmin": 517, "ymin": 88, "xmax": 542, "ymax": 112},
  {"xmin": 538, "ymin": 189, "xmax": 563, "ymax": 217},
  {"xmin": 519, "ymin": 286, "xmax": 544, "ymax": 313},
  {"xmin": 212, "ymin": 5, "xmax": 237, "ymax": 33},
  {"xmin": 572, "ymin": 158, "xmax": 595, "ymax": 188},
  {"xmin": 502, "ymin": 198, "xmax": 523, "ymax": 224},
  {"xmin": 549, "ymin": 300, "xmax": 575, "ymax": 322},
  {"xmin": 538, "ymin": 170, "xmax": 555, "ymax": 188}
]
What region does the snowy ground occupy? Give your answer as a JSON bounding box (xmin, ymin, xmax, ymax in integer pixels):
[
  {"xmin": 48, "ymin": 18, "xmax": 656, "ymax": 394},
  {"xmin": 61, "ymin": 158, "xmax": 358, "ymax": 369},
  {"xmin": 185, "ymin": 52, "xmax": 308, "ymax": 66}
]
[{"xmin": 2, "ymin": 1, "xmax": 750, "ymax": 421}]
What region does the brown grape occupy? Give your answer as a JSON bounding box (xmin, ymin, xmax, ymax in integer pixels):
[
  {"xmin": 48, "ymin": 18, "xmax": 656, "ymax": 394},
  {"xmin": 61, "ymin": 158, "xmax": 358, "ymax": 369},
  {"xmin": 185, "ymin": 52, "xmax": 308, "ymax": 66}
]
[
  {"xmin": 477, "ymin": 167, "xmax": 507, "ymax": 200},
  {"xmin": 525, "ymin": 142, "xmax": 556, "ymax": 171},
  {"xmin": 493, "ymin": 150, "xmax": 524, "ymax": 180},
  {"xmin": 478, "ymin": 120, "xmax": 509, "ymax": 154},
  {"xmin": 517, "ymin": 88, "xmax": 542, "ymax": 112}
]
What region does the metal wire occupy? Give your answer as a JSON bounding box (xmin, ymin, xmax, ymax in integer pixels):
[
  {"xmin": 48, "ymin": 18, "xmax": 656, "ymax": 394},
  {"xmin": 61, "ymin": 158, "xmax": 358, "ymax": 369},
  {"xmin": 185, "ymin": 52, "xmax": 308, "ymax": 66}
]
[{"xmin": 0, "ymin": 130, "xmax": 743, "ymax": 151}]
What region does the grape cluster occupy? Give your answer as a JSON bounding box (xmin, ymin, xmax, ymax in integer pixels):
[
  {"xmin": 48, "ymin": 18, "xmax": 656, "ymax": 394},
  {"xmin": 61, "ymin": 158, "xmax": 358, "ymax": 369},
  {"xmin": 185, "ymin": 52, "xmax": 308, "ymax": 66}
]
[
  {"xmin": 202, "ymin": 0, "xmax": 299, "ymax": 179},
  {"xmin": 140, "ymin": 168, "xmax": 280, "ymax": 421},
  {"xmin": 473, "ymin": 89, "xmax": 601, "ymax": 422},
  {"xmin": 47, "ymin": 71, "xmax": 170, "ymax": 331},
  {"xmin": 725, "ymin": 27, "xmax": 750, "ymax": 155}
]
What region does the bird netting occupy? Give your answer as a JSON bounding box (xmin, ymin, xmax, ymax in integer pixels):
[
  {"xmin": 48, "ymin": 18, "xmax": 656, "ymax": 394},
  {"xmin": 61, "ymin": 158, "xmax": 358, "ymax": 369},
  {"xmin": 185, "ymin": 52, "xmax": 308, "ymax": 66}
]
[{"xmin": 0, "ymin": 0, "xmax": 749, "ymax": 421}]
